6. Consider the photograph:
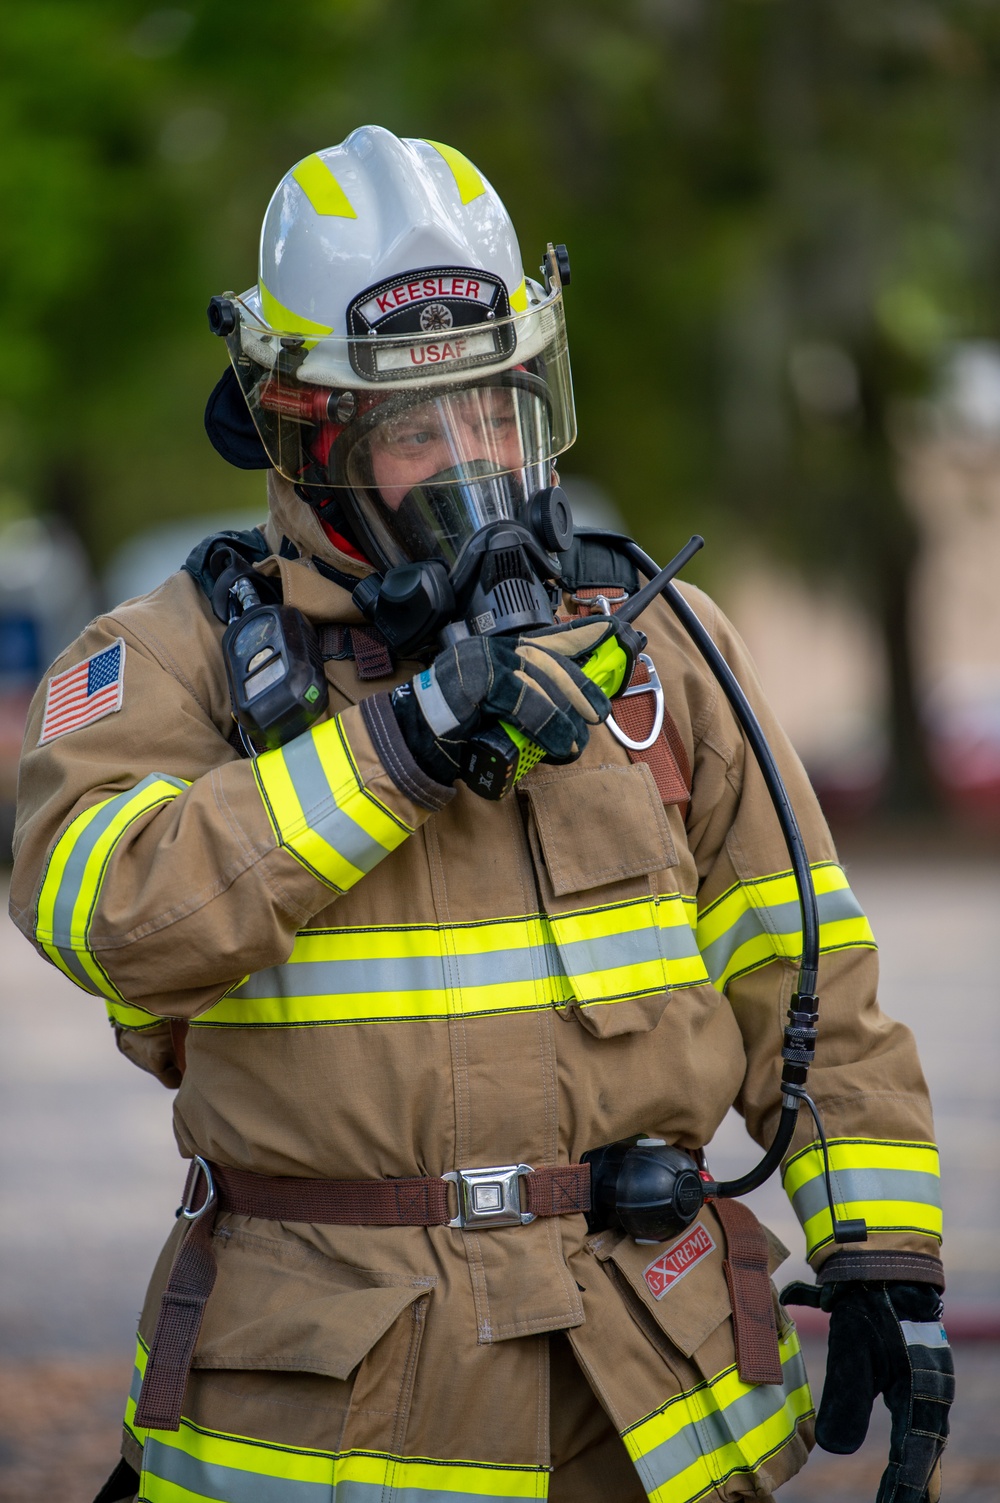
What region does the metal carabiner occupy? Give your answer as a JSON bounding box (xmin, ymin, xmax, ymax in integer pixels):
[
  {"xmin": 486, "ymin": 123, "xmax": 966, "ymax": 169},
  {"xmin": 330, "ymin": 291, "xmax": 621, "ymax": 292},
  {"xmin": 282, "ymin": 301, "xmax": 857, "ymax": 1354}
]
[{"xmin": 606, "ymin": 653, "xmax": 665, "ymax": 752}]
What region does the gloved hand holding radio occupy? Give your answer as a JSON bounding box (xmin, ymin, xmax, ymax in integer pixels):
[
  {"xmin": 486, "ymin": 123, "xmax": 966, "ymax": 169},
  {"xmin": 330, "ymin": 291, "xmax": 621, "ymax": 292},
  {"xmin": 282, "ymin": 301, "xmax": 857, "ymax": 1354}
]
[
  {"xmin": 390, "ymin": 617, "xmax": 626, "ymax": 786},
  {"xmin": 781, "ymin": 1278, "xmax": 953, "ymax": 1503}
]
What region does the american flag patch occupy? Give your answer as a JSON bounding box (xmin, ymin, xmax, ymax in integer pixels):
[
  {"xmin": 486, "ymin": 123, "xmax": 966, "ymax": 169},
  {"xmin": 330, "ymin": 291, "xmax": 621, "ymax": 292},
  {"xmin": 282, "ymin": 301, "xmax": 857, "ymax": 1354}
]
[{"xmin": 39, "ymin": 640, "xmax": 125, "ymax": 746}]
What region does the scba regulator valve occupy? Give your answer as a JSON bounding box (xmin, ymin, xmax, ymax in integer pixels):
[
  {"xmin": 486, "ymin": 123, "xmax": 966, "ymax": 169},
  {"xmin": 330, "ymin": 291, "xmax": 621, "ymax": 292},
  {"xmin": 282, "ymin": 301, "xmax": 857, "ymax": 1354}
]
[{"xmin": 583, "ymin": 1138, "xmax": 708, "ymax": 1242}]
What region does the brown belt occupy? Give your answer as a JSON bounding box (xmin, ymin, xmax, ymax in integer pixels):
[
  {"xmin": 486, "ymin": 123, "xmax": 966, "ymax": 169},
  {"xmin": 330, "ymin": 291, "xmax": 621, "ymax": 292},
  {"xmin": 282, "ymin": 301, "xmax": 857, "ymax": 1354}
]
[{"xmin": 133, "ymin": 1158, "xmax": 591, "ymax": 1432}]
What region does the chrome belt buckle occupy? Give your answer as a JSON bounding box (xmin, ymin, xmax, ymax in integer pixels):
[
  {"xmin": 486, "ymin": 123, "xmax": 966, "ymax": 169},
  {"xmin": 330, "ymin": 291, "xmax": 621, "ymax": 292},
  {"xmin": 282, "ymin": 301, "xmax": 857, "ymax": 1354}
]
[
  {"xmin": 607, "ymin": 652, "xmax": 665, "ymax": 752},
  {"xmin": 443, "ymin": 1163, "xmax": 535, "ymax": 1229}
]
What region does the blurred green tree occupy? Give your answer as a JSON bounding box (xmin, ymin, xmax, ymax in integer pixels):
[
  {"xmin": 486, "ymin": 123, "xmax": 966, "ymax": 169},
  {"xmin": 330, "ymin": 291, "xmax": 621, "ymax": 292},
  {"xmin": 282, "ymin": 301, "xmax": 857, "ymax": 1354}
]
[{"xmin": 2, "ymin": 0, "xmax": 999, "ymax": 809}]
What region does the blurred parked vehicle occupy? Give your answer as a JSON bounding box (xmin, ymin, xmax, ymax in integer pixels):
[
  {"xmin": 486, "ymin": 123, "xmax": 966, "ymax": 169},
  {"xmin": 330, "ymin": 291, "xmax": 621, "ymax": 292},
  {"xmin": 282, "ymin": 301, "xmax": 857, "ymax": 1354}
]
[{"xmin": 0, "ymin": 517, "xmax": 98, "ymax": 852}]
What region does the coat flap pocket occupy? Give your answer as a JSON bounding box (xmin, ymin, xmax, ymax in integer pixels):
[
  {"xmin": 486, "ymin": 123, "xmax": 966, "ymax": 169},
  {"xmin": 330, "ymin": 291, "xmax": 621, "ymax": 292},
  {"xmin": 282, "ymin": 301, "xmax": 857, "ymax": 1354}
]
[
  {"xmin": 605, "ymin": 1209, "xmax": 731, "ymax": 1358},
  {"xmin": 522, "ymin": 763, "xmax": 676, "ymax": 896},
  {"xmin": 192, "ymin": 1226, "xmax": 433, "ymax": 1380}
]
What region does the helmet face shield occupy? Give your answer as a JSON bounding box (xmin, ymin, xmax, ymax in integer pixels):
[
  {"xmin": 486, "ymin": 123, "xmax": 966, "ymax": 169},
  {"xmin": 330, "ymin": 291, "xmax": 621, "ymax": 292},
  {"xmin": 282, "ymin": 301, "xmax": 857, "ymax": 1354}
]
[
  {"xmin": 222, "ymin": 281, "xmax": 576, "ymax": 570},
  {"xmin": 342, "ymin": 381, "xmax": 551, "ymax": 568}
]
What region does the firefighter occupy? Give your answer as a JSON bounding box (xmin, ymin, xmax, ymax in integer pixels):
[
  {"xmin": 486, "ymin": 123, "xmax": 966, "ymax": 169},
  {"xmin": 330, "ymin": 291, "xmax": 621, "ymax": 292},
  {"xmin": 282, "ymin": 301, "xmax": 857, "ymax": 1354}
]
[{"xmin": 11, "ymin": 126, "xmax": 951, "ymax": 1503}]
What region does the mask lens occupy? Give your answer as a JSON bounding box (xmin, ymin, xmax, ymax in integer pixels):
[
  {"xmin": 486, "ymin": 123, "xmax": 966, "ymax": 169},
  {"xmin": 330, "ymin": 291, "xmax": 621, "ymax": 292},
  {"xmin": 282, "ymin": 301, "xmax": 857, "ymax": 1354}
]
[{"xmin": 343, "ymin": 381, "xmax": 551, "ymax": 567}]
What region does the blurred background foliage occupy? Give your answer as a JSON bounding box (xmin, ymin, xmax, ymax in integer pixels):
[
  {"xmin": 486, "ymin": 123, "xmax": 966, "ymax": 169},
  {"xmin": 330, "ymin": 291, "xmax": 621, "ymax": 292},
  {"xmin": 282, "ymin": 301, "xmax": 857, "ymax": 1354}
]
[{"xmin": 3, "ymin": 0, "xmax": 1000, "ymax": 808}]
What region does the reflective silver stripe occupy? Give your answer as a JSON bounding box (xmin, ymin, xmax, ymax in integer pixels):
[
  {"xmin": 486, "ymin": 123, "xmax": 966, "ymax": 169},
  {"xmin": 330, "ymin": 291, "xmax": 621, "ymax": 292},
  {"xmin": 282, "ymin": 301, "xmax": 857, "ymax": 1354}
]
[
  {"xmin": 230, "ymin": 919, "xmax": 702, "ymax": 1009},
  {"xmin": 232, "ymin": 943, "xmax": 560, "ymax": 1001},
  {"xmin": 413, "ymin": 665, "xmax": 461, "ymax": 736},
  {"xmin": 638, "ymin": 1346, "xmax": 810, "ymax": 1495},
  {"xmin": 900, "ymin": 1320, "xmax": 949, "ymax": 1349},
  {"xmin": 142, "ymin": 1439, "xmax": 541, "ymax": 1503},
  {"xmin": 699, "ymin": 885, "xmax": 866, "ymax": 985},
  {"xmin": 789, "ymin": 1167, "xmax": 942, "ymax": 1227},
  {"xmin": 142, "ymin": 1439, "xmax": 328, "ymax": 1503},
  {"xmin": 335, "ymin": 1487, "xmax": 539, "ymax": 1503},
  {"xmin": 49, "ymin": 773, "xmax": 187, "ymax": 949},
  {"xmin": 557, "ymin": 919, "xmax": 702, "ymax": 978},
  {"xmin": 282, "ymin": 729, "xmax": 394, "ymax": 874}
]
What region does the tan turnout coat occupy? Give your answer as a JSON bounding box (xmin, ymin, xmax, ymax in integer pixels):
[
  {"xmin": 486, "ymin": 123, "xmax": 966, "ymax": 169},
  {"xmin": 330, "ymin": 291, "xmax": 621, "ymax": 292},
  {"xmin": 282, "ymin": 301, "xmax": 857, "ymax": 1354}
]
[{"xmin": 10, "ymin": 476, "xmax": 943, "ymax": 1503}]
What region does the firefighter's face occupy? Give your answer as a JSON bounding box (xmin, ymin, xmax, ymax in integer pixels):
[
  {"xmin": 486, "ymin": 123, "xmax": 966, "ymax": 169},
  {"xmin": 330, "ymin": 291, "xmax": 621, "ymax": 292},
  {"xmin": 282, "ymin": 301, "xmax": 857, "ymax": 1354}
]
[{"xmin": 367, "ymin": 386, "xmax": 524, "ymax": 509}]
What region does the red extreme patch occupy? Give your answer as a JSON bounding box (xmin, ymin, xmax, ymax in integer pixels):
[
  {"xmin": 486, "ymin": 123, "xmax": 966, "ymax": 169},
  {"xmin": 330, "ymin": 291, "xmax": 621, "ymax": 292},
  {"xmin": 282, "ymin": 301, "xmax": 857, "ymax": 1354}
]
[{"xmin": 642, "ymin": 1222, "xmax": 716, "ymax": 1300}]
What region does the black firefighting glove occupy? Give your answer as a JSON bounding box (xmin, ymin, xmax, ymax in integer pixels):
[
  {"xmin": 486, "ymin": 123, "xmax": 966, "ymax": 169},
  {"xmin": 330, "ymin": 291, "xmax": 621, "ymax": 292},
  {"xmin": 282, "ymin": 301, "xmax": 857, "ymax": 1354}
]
[
  {"xmin": 390, "ymin": 618, "xmax": 622, "ymax": 785},
  {"xmin": 781, "ymin": 1279, "xmax": 954, "ymax": 1502}
]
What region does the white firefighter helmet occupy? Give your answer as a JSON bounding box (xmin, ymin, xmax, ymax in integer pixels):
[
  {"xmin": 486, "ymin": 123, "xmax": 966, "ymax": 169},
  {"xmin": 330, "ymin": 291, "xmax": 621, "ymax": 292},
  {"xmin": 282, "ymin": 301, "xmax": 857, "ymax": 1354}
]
[{"xmin": 214, "ymin": 125, "xmax": 576, "ymax": 571}]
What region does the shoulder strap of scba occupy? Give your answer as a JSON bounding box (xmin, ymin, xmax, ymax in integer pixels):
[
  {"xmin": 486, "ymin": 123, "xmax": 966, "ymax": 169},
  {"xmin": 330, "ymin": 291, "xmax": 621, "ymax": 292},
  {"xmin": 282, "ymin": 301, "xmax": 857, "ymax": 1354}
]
[
  {"xmin": 182, "ymin": 527, "xmax": 276, "ymax": 623},
  {"xmin": 558, "ymin": 528, "xmax": 641, "ymax": 596},
  {"xmin": 560, "ymin": 530, "xmax": 691, "ymax": 813},
  {"xmin": 181, "ymin": 528, "xmax": 395, "ymax": 678}
]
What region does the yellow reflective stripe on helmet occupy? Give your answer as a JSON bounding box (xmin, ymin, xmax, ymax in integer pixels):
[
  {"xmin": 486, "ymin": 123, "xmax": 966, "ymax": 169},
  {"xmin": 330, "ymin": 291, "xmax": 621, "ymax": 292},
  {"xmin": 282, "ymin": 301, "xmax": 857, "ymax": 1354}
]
[
  {"xmin": 696, "ymin": 861, "xmax": 875, "ymax": 992},
  {"xmin": 259, "ymin": 278, "xmax": 334, "ymax": 339},
  {"xmin": 623, "ymin": 1328, "xmax": 812, "ymax": 1503},
  {"xmin": 425, "ymin": 139, "xmax": 487, "ymax": 205},
  {"xmin": 509, "ymin": 279, "xmax": 528, "ymax": 313},
  {"xmin": 127, "ymin": 1342, "xmax": 548, "ymax": 1501},
  {"xmin": 254, "ymin": 714, "xmax": 413, "ymax": 893},
  {"xmin": 783, "ymin": 1137, "xmax": 942, "ymax": 1258},
  {"xmin": 292, "ymin": 152, "xmax": 358, "ymax": 219},
  {"xmin": 549, "ymin": 893, "xmax": 709, "ymax": 1006},
  {"xmin": 34, "ymin": 774, "xmax": 190, "ymax": 1002}
]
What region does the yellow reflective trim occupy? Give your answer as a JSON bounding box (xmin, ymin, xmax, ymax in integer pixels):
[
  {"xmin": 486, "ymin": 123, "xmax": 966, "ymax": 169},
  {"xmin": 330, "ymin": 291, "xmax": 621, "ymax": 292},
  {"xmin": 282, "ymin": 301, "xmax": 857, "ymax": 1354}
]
[
  {"xmin": 35, "ymin": 799, "xmax": 106, "ymax": 941},
  {"xmin": 253, "ymin": 730, "xmax": 363, "ymax": 892},
  {"xmin": 425, "ymin": 139, "xmax": 486, "ymax": 204},
  {"xmin": 258, "ymin": 278, "xmax": 334, "ymax": 339},
  {"xmin": 336, "ymin": 1453, "xmax": 547, "ymax": 1497},
  {"xmin": 783, "ymin": 1138, "xmax": 942, "ymax": 1257},
  {"xmin": 105, "ymin": 999, "xmax": 163, "ymax": 1030},
  {"xmin": 625, "ymin": 1332, "xmax": 795, "ymax": 1455},
  {"xmin": 510, "ymin": 279, "xmax": 528, "ymax": 312},
  {"xmin": 697, "ymin": 861, "xmax": 844, "ymax": 945},
  {"xmin": 316, "ymin": 714, "xmax": 411, "ymax": 850},
  {"xmin": 191, "ymin": 893, "xmax": 708, "ymax": 1029},
  {"xmin": 799, "ymin": 1198, "xmax": 943, "ymax": 1257},
  {"xmin": 550, "ymin": 893, "xmax": 709, "ymax": 1006},
  {"xmin": 696, "ymin": 861, "xmax": 876, "ymax": 992},
  {"xmin": 254, "ymin": 715, "xmax": 412, "ymax": 892},
  {"xmin": 783, "ymin": 1137, "xmax": 940, "ymax": 1196},
  {"xmin": 35, "ymin": 776, "xmax": 189, "ymax": 1003},
  {"xmin": 128, "ymin": 1343, "xmax": 548, "ymax": 1500},
  {"xmin": 623, "ymin": 1331, "xmax": 812, "ymax": 1503},
  {"xmin": 195, "ymin": 912, "xmax": 573, "ymax": 1027},
  {"xmin": 292, "ymin": 153, "xmax": 358, "ymax": 218},
  {"xmin": 648, "ymin": 1385, "xmax": 813, "ymax": 1503}
]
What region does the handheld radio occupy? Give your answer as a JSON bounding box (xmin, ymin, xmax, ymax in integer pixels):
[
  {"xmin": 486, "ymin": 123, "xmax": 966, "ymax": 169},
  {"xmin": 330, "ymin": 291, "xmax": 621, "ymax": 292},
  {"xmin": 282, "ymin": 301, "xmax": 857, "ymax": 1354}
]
[{"xmin": 459, "ymin": 535, "xmax": 707, "ymax": 799}]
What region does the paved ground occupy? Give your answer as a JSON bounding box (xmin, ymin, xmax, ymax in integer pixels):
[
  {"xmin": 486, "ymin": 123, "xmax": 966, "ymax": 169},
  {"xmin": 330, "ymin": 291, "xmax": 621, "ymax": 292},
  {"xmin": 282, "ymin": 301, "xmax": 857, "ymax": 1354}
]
[{"xmin": 1, "ymin": 848, "xmax": 997, "ymax": 1499}]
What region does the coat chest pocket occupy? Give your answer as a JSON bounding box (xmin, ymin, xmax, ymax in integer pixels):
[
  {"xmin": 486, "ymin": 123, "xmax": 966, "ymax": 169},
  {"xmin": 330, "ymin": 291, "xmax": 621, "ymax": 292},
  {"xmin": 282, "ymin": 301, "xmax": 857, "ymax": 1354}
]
[
  {"xmin": 521, "ymin": 761, "xmax": 676, "ymax": 897},
  {"xmin": 520, "ymin": 763, "xmax": 705, "ymax": 1037}
]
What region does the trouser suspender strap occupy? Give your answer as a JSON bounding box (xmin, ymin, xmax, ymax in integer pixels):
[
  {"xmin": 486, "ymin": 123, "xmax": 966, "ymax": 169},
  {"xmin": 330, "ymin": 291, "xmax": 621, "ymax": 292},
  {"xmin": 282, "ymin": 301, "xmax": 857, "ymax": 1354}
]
[
  {"xmin": 133, "ymin": 1160, "xmax": 218, "ymax": 1431},
  {"xmin": 134, "ymin": 1159, "xmax": 592, "ymax": 1432},
  {"xmin": 712, "ymin": 1197, "xmax": 784, "ymax": 1385}
]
